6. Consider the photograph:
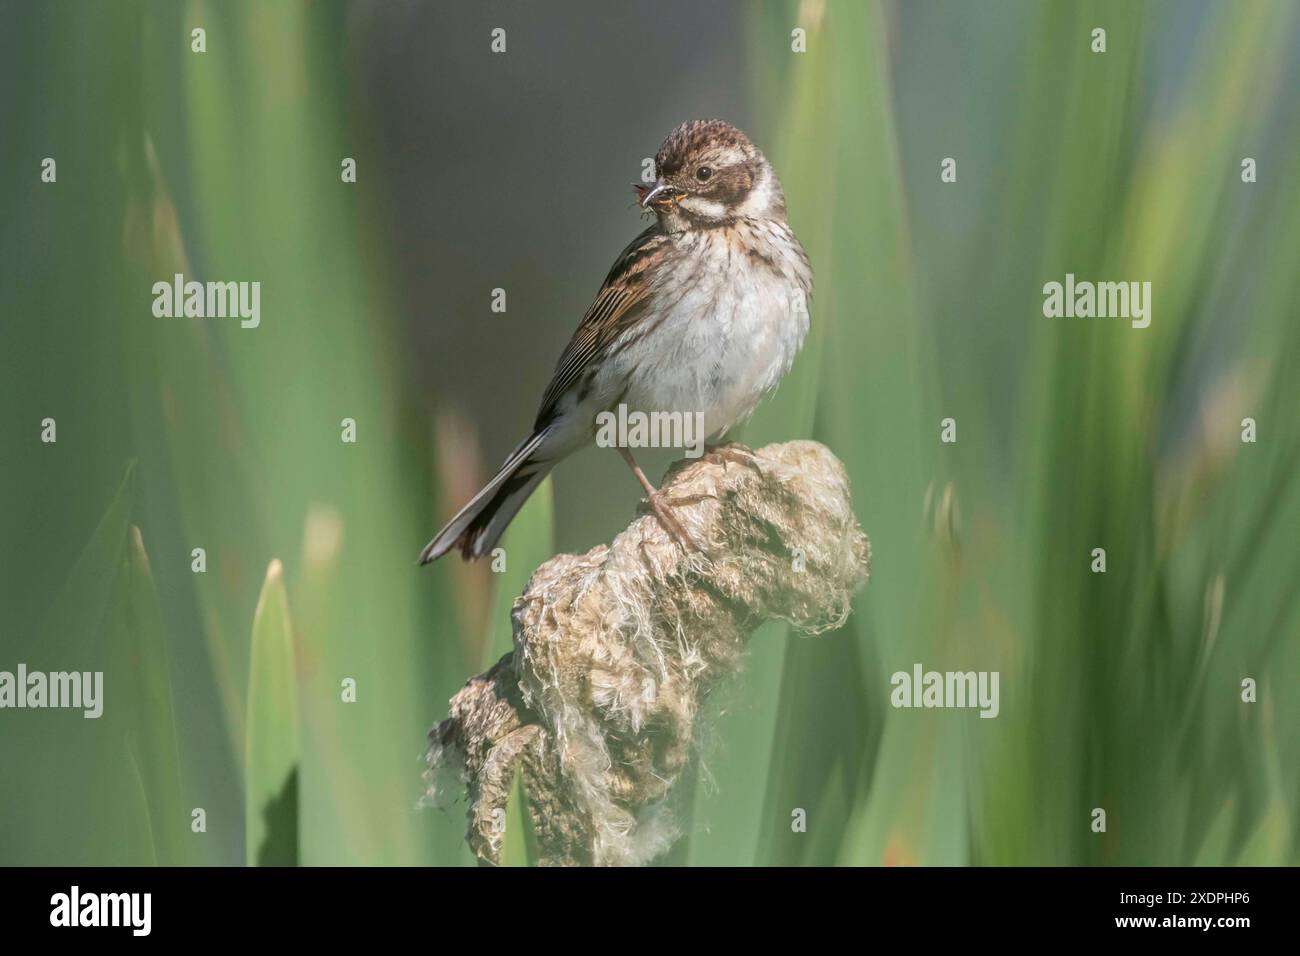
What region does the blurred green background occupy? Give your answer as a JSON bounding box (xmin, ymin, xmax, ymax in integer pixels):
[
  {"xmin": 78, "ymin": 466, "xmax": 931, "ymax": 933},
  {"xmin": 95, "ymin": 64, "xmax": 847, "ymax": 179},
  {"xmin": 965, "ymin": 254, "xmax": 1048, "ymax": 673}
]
[{"xmin": 1, "ymin": 0, "xmax": 1296, "ymax": 866}]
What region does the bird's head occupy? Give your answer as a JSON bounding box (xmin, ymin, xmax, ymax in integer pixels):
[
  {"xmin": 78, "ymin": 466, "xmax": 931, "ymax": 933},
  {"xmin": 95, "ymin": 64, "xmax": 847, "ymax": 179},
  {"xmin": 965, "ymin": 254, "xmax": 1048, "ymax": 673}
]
[{"xmin": 635, "ymin": 119, "xmax": 786, "ymax": 229}]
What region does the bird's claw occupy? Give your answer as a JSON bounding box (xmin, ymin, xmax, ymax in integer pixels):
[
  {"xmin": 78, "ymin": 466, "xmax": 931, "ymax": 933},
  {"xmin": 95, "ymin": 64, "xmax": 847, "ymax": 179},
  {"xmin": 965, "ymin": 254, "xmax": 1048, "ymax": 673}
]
[
  {"xmin": 646, "ymin": 491, "xmax": 702, "ymax": 553},
  {"xmin": 707, "ymin": 443, "xmax": 761, "ymax": 474}
]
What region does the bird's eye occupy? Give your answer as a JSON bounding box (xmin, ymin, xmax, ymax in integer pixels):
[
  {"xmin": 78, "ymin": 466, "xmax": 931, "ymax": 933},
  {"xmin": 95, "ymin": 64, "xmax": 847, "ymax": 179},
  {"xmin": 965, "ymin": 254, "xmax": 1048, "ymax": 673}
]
[{"xmin": 695, "ymin": 166, "xmax": 713, "ymax": 182}]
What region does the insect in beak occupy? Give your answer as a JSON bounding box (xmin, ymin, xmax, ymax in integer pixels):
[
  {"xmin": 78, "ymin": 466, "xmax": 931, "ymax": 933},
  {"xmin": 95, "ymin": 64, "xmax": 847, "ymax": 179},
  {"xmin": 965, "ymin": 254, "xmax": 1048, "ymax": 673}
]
[{"xmin": 636, "ymin": 180, "xmax": 683, "ymax": 208}]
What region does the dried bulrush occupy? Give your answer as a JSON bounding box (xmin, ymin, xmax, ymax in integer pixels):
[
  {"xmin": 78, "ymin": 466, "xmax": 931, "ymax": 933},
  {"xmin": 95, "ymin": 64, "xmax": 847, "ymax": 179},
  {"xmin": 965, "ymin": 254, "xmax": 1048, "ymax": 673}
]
[{"xmin": 425, "ymin": 441, "xmax": 870, "ymax": 865}]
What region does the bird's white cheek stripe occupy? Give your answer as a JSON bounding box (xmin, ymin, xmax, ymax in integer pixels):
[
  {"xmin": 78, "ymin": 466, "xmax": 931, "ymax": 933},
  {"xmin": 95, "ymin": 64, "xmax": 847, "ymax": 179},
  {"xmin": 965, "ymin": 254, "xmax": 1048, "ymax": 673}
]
[
  {"xmin": 736, "ymin": 167, "xmax": 777, "ymax": 219},
  {"xmin": 680, "ymin": 196, "xmax": 728, "ymax": 220}
]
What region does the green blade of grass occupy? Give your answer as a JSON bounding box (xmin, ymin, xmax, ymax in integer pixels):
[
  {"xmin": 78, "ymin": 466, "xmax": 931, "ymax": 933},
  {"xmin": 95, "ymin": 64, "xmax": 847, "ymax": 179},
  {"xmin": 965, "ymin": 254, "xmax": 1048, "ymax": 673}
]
[
  {"xmin": 499, "ymin": 768, "xmax": 538, "ymax": 868},
  {"xmin": 245, "ymin": 559, "xmax": 300, "ymax": 866},
  {"xmin": 113, "ymin": 525, "xmax": 189, "ymax": 865}
]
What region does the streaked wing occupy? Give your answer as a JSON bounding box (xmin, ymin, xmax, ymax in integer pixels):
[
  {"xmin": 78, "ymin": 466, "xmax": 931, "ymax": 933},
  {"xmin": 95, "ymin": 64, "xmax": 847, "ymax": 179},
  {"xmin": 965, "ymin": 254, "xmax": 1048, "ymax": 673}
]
[{"xmin": 534, "ymin": 225, "xmax": 669, "ymax": 427}]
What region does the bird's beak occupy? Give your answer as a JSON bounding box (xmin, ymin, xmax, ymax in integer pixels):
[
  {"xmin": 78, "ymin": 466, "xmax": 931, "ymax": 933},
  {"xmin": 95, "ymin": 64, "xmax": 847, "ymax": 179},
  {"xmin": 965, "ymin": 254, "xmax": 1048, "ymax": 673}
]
[{"xmin": 636, "ymin": 180, "xmax": 683, "ymax": 209}]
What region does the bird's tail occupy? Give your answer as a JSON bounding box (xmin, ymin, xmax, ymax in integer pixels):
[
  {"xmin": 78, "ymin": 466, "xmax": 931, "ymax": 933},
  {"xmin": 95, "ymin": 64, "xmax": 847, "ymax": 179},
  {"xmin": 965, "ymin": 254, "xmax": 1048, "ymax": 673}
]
[{"xmin": 418, "ymin": 430, "xmax": 553, "ymax": 564}]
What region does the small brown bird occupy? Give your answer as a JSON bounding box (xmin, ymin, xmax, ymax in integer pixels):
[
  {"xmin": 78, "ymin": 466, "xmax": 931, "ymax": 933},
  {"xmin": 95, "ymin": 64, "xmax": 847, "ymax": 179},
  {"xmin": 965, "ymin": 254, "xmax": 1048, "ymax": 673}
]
[{"xmin": 420, "ymin": 119, "xmax": 812, "ymax": 563}]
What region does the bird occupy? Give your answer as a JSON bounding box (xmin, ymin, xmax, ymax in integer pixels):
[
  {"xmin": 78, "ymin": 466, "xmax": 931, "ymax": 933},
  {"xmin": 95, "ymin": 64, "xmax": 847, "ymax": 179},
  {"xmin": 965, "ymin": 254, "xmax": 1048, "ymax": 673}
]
[{"xmin": 419, "ymin": 119, "xmax": 812, "ymax": 564}]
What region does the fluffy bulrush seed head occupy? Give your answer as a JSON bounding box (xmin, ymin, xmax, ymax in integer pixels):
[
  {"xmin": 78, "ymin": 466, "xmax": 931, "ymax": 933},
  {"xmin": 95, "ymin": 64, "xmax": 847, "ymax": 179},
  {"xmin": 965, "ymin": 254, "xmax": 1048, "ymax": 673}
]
[{"xmin": 425, "ymin": 440, "xmax": 870, "ymax": 866}]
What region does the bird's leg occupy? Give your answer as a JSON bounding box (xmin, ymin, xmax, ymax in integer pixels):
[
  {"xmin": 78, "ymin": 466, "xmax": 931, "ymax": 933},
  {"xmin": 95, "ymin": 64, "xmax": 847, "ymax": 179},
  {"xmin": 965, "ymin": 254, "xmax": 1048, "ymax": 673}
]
[{"xmin": 618, "ymin": 446, "xmax": 700, "ymax": 551}]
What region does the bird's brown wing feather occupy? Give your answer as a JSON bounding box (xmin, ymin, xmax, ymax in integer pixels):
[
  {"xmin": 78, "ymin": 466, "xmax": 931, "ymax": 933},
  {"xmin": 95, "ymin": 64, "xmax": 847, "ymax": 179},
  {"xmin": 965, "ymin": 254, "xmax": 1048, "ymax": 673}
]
[{"xmin": 534, "ymin": 225, "xmax": 669, "ymax": 428}]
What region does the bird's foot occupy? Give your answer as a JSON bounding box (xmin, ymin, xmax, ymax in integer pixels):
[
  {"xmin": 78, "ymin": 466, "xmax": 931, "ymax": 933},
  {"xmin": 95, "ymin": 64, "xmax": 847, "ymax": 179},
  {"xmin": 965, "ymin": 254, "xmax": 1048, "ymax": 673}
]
[
  {"xmin": 706, "ymin": 442, "xmax": 760, "ymax": 474},
  {"xmin": 646, "ymin": 490, "xmax": 702, "ymax": 553}
]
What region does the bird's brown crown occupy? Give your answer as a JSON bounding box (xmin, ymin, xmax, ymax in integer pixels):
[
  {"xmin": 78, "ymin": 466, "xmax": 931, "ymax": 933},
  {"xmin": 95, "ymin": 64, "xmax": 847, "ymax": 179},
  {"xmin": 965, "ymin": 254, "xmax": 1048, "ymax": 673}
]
[
  {"xmin": 644, "ymin": 119, "xmax": 783, "ymax": 225},
  {"xmin": 654, "ymin": 119, "xmax": 758, "ymax": 177}
]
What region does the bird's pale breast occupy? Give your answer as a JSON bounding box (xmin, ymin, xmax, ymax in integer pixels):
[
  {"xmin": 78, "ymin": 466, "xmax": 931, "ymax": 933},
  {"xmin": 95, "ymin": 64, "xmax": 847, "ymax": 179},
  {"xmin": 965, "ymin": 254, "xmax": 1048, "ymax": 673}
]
[{"xmin": 600, "ymin": 219, "xmax": 811, "ymax": 441}]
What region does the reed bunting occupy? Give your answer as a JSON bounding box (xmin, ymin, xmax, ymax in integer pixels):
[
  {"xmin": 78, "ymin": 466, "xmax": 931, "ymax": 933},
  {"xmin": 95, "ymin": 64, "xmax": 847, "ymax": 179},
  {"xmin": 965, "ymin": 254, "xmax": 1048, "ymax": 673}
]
[{"xmin": 420, "ymin": 119, "xmax": 812, "ymax": 563}]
